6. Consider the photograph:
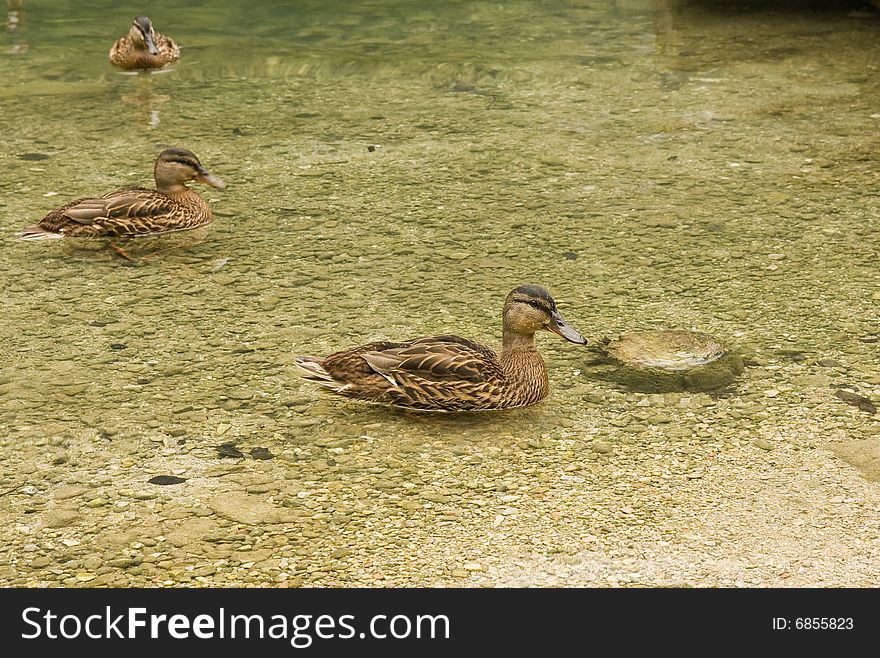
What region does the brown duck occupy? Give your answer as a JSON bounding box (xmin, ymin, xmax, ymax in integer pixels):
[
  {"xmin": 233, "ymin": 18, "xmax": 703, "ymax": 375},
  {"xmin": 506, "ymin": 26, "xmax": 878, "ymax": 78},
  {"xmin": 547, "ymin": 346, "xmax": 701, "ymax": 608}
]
[
  {"xmin": 17, "ymin": 148, "xmax": 226, "ymax": 241},
  {"xmin": 295, "ymin": 285, "xmax": 587, "ymax": 411},
  {"xmin": 110, "ymin": 16, "xmax": 179, "ymax": 71}
]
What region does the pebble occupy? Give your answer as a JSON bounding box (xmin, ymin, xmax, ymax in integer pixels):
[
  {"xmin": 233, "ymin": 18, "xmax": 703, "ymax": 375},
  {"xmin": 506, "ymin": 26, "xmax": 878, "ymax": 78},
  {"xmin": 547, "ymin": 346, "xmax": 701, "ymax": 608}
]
[
  {"xmin": 148, "ymin": 476, "xmax": 187, "ymax": 486},
  {"xmin": 209, "ymin": 492, "xmax": 299, "ymax": 525},
  {"xmin": 43, "ymin": 510, "xmax": 81, "ymax": 528}
]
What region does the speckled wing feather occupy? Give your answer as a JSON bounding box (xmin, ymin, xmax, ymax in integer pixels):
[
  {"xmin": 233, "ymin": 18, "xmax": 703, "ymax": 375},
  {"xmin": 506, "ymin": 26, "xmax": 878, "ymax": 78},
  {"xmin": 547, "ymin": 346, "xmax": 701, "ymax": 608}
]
[
  {"xmin": 62, "ymin": 189, "xmax": 171, "ymax": 222},
  {"xmin": 359, "ymin": 335, "xmax": 507, "ymax": 410},
  {"xmin": 368, "ymin": 335, "xmax": 500, "ymax": 382},
  {"xmin": 35, "ymin": 187, "xmax": 193, "ymax": 237}
]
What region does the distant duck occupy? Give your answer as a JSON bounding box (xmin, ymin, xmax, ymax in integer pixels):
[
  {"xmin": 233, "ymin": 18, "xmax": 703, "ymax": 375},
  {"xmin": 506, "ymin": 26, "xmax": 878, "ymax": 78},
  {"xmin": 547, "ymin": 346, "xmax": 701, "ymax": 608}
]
[
  {"xmin": 17, "ymin": 148, "xmax": 226, "ymax": 244},
  {"xmin": 295, "ymin": 285, "xmax": 587, "ymax": 411},
  {"xmin": 110, "ymin": 16, "xmax": 179, "ymax": 71}
]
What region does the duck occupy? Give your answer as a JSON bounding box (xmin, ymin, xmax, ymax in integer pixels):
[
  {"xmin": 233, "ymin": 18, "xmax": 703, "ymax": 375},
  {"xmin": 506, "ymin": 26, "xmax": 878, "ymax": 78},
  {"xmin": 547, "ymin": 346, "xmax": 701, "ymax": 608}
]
[
  {"xmin": 17, "ymin": 148, "xmax": 226, "ymax": 242},
  {"xmin": 109, "ymin": 16, "xmax": 179, "ymax": 71},
  {"xmin": 295, "ymin": 284, "xmax": 587, "ymax": 411}
]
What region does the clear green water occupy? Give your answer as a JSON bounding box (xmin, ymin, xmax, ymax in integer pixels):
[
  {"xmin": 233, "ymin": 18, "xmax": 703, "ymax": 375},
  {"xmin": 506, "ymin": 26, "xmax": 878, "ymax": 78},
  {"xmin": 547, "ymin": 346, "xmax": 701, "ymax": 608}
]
[{"xmin": 1, "ymin": 1, "xmax": 878, "ymax": 586}]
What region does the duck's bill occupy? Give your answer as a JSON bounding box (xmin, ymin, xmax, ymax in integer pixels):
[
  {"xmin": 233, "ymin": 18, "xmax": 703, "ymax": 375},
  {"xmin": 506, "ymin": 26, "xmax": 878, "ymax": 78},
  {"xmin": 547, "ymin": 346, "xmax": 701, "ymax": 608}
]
[
  {"xmin": 547, "ymin": 309, "xmax": 587, "ymax": 345},
  {"xmin": 143, "ymin": 31, "xmax": 160, "ymax": 56},
  {"xmin": 196, "ymin": 169, "xmax": 227, "ymax": 189}
]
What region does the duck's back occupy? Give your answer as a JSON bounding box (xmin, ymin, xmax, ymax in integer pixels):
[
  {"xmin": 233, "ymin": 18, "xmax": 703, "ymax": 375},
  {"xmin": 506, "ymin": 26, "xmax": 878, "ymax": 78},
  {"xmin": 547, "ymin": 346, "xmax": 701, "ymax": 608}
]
[
  {"xmin": 306, "ymin": 334, "xmax": 544, "ymax": 411},
  {"xmin": 30, "ymin": 186, "xmax": 211, "ymax": 238}
]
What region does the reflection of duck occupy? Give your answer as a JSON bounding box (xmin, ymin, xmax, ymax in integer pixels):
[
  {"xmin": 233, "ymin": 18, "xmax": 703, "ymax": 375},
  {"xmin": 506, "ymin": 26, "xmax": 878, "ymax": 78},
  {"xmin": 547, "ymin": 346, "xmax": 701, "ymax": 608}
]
[
  {"xmin": 6, "ymin": 0, "xmax": 28, "ymax": 55},
  {"xmin": 295, "ymin": 285, "xmax": 587, "ymax": 411},
  {"xmin": 120, "ymin": 75, "xmax": 171, "ymax": 129},
  {"xmin": 110, "ymin": 16, "xmax": 179, "ymax": 71},
  {"xmin": 18, "ymin": 148, "xmax": 225, "ymax": 241}
]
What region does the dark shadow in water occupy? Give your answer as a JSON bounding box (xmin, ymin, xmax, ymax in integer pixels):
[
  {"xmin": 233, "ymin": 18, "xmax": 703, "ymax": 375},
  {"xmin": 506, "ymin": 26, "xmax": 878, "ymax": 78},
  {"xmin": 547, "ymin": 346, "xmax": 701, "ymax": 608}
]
[{"xmin": 651, "ymin": 0, "xmax": 879, "ymax": 72}]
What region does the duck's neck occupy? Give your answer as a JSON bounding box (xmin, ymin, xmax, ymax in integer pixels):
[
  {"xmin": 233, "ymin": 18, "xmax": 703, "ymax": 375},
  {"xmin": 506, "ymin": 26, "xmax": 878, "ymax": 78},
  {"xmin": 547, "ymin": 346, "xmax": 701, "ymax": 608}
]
[
  {"xmin": 500, "ymin": 330, "xmax": 545, "ymax": 372},
  {"xmin": 157, "ymin": 181, "xmax": 190, "ymax": 196},
  {"xmin": 499, "ymin": 330, "xmax": 549, "ymax": 404},
  {"xmin": 501, "ymin": 329, "xmax": 537, "ymax": 352},
  {"xmin": 159, "ymin": 184, "xmax": 207, "ymax": 206}
]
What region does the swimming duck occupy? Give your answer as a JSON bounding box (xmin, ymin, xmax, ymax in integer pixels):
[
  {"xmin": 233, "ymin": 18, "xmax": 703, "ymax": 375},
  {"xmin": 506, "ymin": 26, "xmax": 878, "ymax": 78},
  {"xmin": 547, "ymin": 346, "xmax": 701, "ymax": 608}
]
[
  {"xmin": 295, "ymin": 284, "xmax": 587, "ymax": 411},
  {"xmin": 110, "ymin": 16, "xmax": 179, "ymax": 71},
  {"xmin": 17, "ymin": 148, "xmax": 226, "ymax": 241}
]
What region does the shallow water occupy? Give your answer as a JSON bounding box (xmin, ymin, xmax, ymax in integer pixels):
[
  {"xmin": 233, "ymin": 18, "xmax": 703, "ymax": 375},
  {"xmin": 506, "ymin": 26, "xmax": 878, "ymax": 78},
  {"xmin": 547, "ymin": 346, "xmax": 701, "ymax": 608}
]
[{"xmin": 1, "ymin": 1, "xmax": 878, "ymax": 587}]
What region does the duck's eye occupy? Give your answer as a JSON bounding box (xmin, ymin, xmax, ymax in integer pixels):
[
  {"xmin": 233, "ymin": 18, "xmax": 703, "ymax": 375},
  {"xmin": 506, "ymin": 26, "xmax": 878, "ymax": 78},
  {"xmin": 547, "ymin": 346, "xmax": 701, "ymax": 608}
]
[{"xmin": 527, "ymin": 300, "xmax": 541, "ymax": 309}]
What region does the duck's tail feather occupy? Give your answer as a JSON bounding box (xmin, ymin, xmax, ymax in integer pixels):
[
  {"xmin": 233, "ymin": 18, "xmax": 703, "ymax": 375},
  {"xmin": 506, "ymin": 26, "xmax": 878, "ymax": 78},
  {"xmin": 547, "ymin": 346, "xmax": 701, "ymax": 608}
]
[
  {"xmin": 17, "ymin": 226, "xmax": 62, "ymax": 241},
  {"xmin": 294, "ymin": 356, "xmax": 349, "ymax": 392}
]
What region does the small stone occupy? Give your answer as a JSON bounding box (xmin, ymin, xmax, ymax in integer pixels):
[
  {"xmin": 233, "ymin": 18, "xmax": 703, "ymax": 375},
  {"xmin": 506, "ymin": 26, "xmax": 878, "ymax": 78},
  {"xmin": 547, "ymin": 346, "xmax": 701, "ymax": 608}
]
[
  {"xmin": 250, "ymin": 447, "xmax": 273, "ymax": 460},
  {"xmin": 834, "ymin": 390, "xmax": 876, "ymax": 414},
  {"xmin": 217, "ymin": 443, "xmax": 244, "ymax": 458},
  {"xmin": 592, "ymin": 441, "xmax": 613, "ymax": 454},
  {"xmin": 82, "ymin": 556, "xmax": 102, "ymax": 571},
  {"xmin": 209, "ymin": 492, "xmax": 298, "ymax": 525},
  {"xmin": 463, "ymin": 562, "xmax": 484, "ymax": 571},
  {"xmin": 216, "ymin": 423, "xmax": 232, "ymax": 436},
  {"xmin": 148, "ymin": 475, "xmax": 187, "ymax": 485},
  {"xmin": 76, "ymin": 573, "xmax": 97, "ymax": 582},
  {"xmin": 108, "ymin": 557, "xmax": 142, "ymax": 569},
  {"xmin": 43, "ymin": 510, "xmax": 81, "ymax": 528},
  {"xmin": 753, "ymin": 439, "xmax": 774, "ymax": 451}
]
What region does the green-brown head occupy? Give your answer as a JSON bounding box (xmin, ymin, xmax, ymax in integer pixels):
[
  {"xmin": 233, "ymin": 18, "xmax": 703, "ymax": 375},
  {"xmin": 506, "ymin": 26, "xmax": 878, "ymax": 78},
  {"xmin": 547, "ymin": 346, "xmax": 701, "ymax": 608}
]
[
  {"xmin": 154, "ymin": 148, "xmax": 227, "ymax": 193},
  {"xmin": 502, "ymin": 284, "xmax": 587, "ymax": 345}
]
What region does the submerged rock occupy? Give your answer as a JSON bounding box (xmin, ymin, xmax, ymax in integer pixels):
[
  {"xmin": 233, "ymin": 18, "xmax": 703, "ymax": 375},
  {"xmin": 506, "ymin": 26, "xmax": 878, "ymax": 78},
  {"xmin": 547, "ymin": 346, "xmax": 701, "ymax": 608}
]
[
  {"xmin": 148, "ymin": 475, "xmax": 187, "ymax": 485},
  {"xmin": 834, "ymin": 389, "xmax": 876, "ymax": 414},
  {"xmin": 585, "ymin": 329, "xmax": 744, "ymax": 393}
]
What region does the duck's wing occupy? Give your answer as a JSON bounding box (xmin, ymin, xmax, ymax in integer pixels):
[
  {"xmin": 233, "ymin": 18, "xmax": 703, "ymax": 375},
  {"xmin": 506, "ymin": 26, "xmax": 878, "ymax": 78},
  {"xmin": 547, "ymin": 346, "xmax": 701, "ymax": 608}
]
[
  {"xmin": 364, "ymin": 335, "xmax": 501, "ymax": 384},
  {"xmin": 360, "ymin": 336, "xmax": 505, "ymax": 410},
  {"xmin": 62, "ymin": 188, "xmax": 171, "ymax": 224}
]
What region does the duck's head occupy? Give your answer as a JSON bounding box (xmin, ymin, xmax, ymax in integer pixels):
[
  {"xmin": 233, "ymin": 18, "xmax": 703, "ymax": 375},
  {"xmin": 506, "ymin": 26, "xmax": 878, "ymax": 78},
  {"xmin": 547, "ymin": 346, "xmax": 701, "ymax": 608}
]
[
  {"xmin": 503, "ymin": 284, "xmax": 587, "ymax": 344},
  {"xmin": 130, "ymin": 16, "xmax": 160, "ymax": 56},
  {"xmin": 154, "ymin": 148, "xmax": 227, "ymax": 193}
]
